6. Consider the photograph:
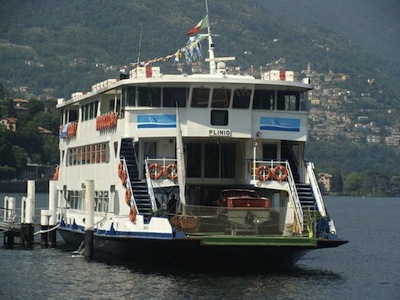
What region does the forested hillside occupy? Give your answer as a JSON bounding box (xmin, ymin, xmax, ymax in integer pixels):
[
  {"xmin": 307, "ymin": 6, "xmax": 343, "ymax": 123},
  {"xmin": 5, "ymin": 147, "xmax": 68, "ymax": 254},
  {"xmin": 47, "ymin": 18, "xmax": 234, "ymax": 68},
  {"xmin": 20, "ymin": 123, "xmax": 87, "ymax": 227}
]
[{"xmin": 1, "ymin": 0, "xmax": 400, "ymax": 194}]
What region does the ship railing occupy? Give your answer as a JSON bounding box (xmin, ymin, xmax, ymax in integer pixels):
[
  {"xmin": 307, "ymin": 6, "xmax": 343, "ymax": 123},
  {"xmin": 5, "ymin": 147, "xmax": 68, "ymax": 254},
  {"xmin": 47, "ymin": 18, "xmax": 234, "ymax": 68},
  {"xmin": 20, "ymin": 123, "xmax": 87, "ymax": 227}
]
[
  {"xmin": 170, "ymin": 203, "xmax": 313, "ymax": 237},
  {"xmin": 145, "ymin": 157, "xmax": 179, "ymax": 181},
  {"xmin": 120, "ymin": 157, "xmax": 140, "ymax": 212},
  {"xmin": 0, "ymin": 207, "xmax": 17, "ymax": 230},
  {"xmin": 305, "ymin": 162, "xmax": 337, "ymax": 233},
  {"xmin": 144, "ymin": 158, "xmax": 158, "ymax": 211},
  {"xmin": 305, "ymin": 162, "xmax": 326, "ymax": 216},
  {"xmin": 247, "ymin": 159, "xmax": 303, "ymax": 233}
]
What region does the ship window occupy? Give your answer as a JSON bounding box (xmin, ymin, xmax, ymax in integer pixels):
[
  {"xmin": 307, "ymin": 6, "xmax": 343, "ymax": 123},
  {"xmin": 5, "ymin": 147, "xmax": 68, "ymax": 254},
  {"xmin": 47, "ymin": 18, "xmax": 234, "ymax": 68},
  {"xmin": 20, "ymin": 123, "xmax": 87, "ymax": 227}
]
[
  {"xmin": 67, "ymin": 190, "xmax": 84, "ymax": 210},
  {"xmin": 66, "ymin": 109, "xmax": 78, "ymax": 123},
  {"xmin": 191, "ymin": 87, "xmax": 210, "ymax": 107},
  {"xmin": 124, "ymin": 87, "xmax": 136, "ymax": 106},
  {"xmin": 262, "ymin": 144, "xmax": 278, "ymax": 160},
  {"xmin": 204, "ymin": 144, "xmax": 219, "ymax": 178},
  {"xmin": 300, "ymin": 91, "xmax": 307, "ymax": 111},
  {"xmin": 253, "ymin": 90, "xmax": 275, "ymax": 110},
  {"xmin": 221, "ymin": 144, "xmax": 236, "ymax": 178},
  {"xmin": 211, "ymin": 110, "xmax": 228, "ymax": 126},
  {"xmin": 211, "ymin": 88, "xmax": 231, "ymax": 108},
  {"xmin": 232, "ymin": 88, "xmax": 251, "ymax": 108},
  {"xmin": 204, "ymin": 143, "xmax": 236, "ymax": 178},
  {"xmin": 163, "ymin": 87, "xmax": 188, "ymax": 107},
  {"xmin": 67, "ymin": 142, "xmax": 108, "ymax": 166},
  {"xmin": 137, "ymin": 87, "xmax": 161, "ymax": 107},
  {"xmin": 186, "ymin": 143, "xmax": 202, "ymax": 177},
  {"xmin": 277, "ymin": 91, "xmax": 300, "ymax": 111},
  {"xmin": 94, "ymin": 191, "xmax": 109, "ymax": 212},
  {"xmin": 81, "ymin": 101, "xmax": 98, "ymax": 121}
]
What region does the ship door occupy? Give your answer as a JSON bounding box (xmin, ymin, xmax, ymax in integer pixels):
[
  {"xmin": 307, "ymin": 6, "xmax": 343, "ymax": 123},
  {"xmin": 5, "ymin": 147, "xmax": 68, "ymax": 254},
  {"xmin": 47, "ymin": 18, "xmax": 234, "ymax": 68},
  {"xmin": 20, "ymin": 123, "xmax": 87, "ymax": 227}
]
[
  {"xmin": 262, "ymin": 143, "xmax": 278, "ymax": 161},
  {"xmin": 186, "ymin": 142, "xmax": 236, "ymax": 179},
  {"xmin": 142, "ymin": 141, "xmax": 157, "ymax": 177}
]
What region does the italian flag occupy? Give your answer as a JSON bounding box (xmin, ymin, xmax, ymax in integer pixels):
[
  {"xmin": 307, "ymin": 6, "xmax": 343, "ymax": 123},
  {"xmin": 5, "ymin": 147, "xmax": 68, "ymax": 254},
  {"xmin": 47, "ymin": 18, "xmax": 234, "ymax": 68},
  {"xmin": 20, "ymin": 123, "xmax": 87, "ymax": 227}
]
[{"xmin": 186, "ymin": 15, "xmax": 209, "ymax": 36}]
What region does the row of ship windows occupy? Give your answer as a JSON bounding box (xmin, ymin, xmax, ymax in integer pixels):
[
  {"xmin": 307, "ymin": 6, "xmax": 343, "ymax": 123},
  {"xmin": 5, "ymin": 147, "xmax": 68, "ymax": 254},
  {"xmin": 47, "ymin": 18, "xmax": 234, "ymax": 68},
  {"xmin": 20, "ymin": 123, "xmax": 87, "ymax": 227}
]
[
  {"xmin": 70, "ymin": 87, "xmax": 306, "ymax": 123},
  {"xmin": 67, "ymin": 143, "xmax": 108, "ymax": 166},
  {"xmin": 67, "ymin": 190, "xmax": 109, "ymax": 212},
  {"xmin": 121, "ymin": 87, "xmax": 306, "ymax": 110}
]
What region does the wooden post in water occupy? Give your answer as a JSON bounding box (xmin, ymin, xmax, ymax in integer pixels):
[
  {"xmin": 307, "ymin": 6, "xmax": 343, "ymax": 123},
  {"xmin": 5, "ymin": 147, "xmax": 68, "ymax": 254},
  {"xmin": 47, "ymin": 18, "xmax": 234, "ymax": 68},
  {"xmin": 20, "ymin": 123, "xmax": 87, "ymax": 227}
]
[
  {"xmin": 84, "ymin": 180, "xmax": 94, "ymax": 260},
  {"xmin": 48, "ymin": 180, "xmax": 58, "ymax": 248}
]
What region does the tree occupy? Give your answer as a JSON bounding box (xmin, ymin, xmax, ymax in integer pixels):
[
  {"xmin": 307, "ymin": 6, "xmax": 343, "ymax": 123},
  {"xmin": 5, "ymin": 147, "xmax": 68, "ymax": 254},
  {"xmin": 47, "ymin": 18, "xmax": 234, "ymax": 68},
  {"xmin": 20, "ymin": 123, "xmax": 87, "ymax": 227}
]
[{"xmin": 11, "ymin": 145, "xmax": 28, "ymax": 171}]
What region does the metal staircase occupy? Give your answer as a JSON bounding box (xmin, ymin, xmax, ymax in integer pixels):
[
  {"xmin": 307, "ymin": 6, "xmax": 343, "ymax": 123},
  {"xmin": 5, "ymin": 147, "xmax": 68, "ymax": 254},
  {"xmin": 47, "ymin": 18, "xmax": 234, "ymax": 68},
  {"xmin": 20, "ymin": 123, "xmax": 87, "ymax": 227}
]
[
  {"xmin": 120, "ymin": 138, "xmax": 153, "ymax": 219},
  {"xmin": 296, "ymin": 183, "xmax": 316, "ymax": 210}
]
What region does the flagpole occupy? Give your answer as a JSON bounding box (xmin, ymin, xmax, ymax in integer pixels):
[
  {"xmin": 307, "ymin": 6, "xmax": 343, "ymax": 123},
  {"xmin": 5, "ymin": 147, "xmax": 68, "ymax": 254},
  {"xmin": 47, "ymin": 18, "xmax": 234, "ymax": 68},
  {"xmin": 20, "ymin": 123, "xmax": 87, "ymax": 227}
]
[{"xmin": 204, "ymin": 0, "xmax": 216, "ymax": 74}]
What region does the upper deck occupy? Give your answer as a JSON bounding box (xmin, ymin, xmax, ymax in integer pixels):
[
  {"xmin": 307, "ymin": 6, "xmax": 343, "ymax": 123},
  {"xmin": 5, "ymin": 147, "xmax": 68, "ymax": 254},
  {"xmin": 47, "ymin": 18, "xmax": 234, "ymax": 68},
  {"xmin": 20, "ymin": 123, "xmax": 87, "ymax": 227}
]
[{"xmin": 57, "ymin": 65, "xmax": 313, "ymax": 145}]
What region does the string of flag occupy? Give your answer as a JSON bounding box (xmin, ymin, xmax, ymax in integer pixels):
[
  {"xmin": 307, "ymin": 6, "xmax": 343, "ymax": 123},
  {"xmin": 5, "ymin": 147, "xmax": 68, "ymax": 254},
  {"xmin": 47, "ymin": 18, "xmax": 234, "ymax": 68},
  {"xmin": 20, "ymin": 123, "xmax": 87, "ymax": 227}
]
[{"xmin": 131, "ymin": 16, "xmax": 209, "ymax": 67}]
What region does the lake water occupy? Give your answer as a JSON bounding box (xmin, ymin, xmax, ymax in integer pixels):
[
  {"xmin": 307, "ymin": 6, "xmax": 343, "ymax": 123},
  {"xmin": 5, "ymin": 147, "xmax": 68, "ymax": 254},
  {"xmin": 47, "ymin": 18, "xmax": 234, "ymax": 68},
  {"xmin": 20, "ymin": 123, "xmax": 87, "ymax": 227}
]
[{"xmin": 1, "ymin": 193, "xmax": 399, "ymax": 299}]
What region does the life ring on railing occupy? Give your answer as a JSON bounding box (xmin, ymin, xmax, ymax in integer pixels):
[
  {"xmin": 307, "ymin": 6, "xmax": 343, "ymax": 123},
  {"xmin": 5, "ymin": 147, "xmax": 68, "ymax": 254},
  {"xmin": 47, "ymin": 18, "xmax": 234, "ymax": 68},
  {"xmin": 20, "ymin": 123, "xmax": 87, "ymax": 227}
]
[
  {"xmin": 53, "ymin": 165, "xmax": 59, "ymax": 181},
  {"xmin": 125, "ymin": 189, "xmax": 132, "ymax": 205},
  {"xmin": 120, "ymin": 170, "xmax": 127, "ymax": 186},
  {"xmin": 118, "ymin": 162, "xmax": 124, "ymax": 178},
  {"xmin": 129, "ymin": 206, "xmax": 137, "ymax": 224},
  {"xmin": 256, "ymin": 165, "xmax": 271, "ymax": 181},
  {"xmin": 273, "ymin": 165, "xmax": 288, "ymax": 181},
  {"xmin": 164, "ymin": 163, "xmax": 178, "ymax": 180},
  {"xmin": 149, "ymin": 163, "xmax": 163, "ymax": 179}
]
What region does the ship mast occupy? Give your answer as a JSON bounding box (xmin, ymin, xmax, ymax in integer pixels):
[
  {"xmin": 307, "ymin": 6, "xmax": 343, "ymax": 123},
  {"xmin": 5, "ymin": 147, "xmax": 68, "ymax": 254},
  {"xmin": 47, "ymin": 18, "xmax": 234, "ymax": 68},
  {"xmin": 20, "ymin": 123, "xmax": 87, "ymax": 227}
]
[
  {"xmin": 204, "ymin": 0, "xmax": 235, "ymax": 74},
  {"xmin": 205, "ymin": 0, "xmax": 216, "ymax": 74}
]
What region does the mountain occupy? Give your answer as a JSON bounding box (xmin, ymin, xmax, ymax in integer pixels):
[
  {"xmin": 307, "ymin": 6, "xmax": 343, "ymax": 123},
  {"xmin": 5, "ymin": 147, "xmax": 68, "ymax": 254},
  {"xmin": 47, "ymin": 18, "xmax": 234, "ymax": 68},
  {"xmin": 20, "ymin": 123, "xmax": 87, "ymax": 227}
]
[
  {"xmin": 0, "ymin": 0, "xmax": 399, "ymax": 102},
  {"xmin": 256, "ymin": 0, "xmax": 400, "ymax": 64}
]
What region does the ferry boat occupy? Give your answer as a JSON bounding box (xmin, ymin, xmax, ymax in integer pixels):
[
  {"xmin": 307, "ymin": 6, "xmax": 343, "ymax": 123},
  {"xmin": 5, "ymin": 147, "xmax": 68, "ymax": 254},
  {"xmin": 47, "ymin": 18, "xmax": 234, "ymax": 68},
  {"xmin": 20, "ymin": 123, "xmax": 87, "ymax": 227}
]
[{"xmin": 49, "ymin": 13, "xmax": 347, "ymax": 271}]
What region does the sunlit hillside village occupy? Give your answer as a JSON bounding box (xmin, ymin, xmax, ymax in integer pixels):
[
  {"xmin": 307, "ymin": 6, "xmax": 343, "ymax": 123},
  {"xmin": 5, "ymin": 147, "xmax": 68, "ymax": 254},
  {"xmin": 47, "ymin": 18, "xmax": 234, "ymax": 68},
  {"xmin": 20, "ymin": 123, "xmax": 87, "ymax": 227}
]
[{"xmin": 2, "ymin": 54, "xmax": 399, "ymax": 193}]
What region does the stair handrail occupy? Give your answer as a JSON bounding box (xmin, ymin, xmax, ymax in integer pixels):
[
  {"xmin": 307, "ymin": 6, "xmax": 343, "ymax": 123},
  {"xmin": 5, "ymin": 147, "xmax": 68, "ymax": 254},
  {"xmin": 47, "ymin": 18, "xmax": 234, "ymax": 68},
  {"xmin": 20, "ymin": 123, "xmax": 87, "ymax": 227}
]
[
  {"xmin": 306, "ymin": 162, "xmax": 326, "ymax": 216},
  {"xmin": 144, "ymin": 158, "xmax": 158, "ymax": 211},
  {"xmin": 285, "ymin": 161, "xmax": 304, "ymax": 232}
]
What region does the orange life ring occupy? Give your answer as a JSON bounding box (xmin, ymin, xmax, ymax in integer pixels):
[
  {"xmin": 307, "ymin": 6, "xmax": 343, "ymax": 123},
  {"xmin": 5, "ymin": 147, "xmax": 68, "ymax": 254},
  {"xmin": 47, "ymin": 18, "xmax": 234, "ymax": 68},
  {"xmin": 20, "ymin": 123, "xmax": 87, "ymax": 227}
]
[
  {"xmin": 256, "ymin": 165, "xmax": 271, "ymax": 181},
  {"xmin": 129, "ymin": 206, "xmax": 137, "ymax": 224},
  {"xmin": 164, "ymin": 163, "xmax": 178, "ymax": 180},
  {"xmin": 125, "ymin": 189, "xmax": 132, "ymax": 205},
  {"xmin": 149, "ymin": 163, "xmax": 163, "ymax": 179},
  {"xmin": 112, "ymin": 112, "xmax": 118, "ymax": 127},
  {"xmin": 53, "ymin": 166, "xmax": 59, "ymax": 181},
  {"xmin": 121, "ymin": 170, "xmax": 127, "ymax": 186},
  {"xmin": 273, "ymin": 165, "xmax": 288, "ymax": 181},
  {"xmin": 118, "ymin": 162, "xmax": 124, "ymax": 178}
]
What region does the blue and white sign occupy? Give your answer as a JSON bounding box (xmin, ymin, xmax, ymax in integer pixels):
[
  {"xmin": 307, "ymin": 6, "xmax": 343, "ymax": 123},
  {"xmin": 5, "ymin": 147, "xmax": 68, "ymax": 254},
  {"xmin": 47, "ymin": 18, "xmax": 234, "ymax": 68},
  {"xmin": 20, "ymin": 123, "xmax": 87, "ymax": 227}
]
[
  {"xmin": 137, "ymin": 114, "xmax": 176, "ymax": 129},
  {"xmin": 260, "ymin": 117, "xmax": 300, "ymax": 132}
]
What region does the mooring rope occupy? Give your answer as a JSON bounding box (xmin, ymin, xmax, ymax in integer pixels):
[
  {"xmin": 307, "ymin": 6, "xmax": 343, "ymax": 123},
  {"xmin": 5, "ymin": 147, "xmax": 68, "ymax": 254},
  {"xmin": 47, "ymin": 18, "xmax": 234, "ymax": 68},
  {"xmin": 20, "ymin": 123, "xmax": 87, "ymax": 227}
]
[{"xmin": 33, "ymin": 224, "xmax": 60, "ymax": 235}]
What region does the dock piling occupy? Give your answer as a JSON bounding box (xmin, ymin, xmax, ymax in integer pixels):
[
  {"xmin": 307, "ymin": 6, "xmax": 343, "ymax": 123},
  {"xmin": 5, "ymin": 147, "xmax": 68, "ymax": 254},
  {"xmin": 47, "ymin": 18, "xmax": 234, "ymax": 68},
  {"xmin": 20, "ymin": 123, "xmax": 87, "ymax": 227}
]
[
  {"xmin": 48, "ymin": 180, "xmax": 58, "ymax": 247},
  {"xmin": 84, "ymin": 180, "xmax": 95, "ymax": 260}
]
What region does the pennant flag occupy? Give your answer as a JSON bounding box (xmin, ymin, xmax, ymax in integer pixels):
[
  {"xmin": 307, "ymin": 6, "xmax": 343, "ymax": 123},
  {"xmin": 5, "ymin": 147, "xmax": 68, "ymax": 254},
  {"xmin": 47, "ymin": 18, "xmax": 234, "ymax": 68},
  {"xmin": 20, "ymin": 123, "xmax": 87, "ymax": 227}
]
[{"xmin": 186, "ymin": 15, "xmax": 209, "ymax": 36}]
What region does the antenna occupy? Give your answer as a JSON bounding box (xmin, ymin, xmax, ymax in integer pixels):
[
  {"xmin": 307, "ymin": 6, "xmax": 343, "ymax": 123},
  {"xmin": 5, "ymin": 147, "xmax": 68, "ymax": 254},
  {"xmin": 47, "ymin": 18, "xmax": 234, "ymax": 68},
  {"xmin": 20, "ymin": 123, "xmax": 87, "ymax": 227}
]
[{"xmin": 136, "ymin": 27, "xmax": 143, "ymax": 65}]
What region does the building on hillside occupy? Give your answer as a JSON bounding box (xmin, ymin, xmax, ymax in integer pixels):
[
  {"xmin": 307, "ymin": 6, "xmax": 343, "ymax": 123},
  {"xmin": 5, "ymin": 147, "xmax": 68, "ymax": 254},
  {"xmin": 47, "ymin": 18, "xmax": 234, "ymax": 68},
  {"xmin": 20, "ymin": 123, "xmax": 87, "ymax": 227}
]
[
  {"xmin": 0, "ymin": 117, "xmax": 17, "ymax": 131},
  {"xmin": 318, "ymin": 173, "xmax": 333, "ymax": 192},
  {"xmin": 23, "ymin": 163, "xmax": 54, "ymax": 180},
  {"xmin": 38, "ymin": 126, "xmax": 52, "ymax": 134},
  {"xmin": 13, "ymin": 98, "xmax": 29, "ymax": 110}
]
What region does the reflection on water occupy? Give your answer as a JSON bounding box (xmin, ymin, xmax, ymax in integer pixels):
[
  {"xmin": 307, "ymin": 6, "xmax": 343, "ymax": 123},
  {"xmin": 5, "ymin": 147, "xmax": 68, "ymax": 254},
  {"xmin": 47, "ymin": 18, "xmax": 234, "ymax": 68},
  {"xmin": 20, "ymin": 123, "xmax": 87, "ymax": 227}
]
[{"xmin": 1, "ymin": 194, "xmax": 400, "ymax": 299}]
